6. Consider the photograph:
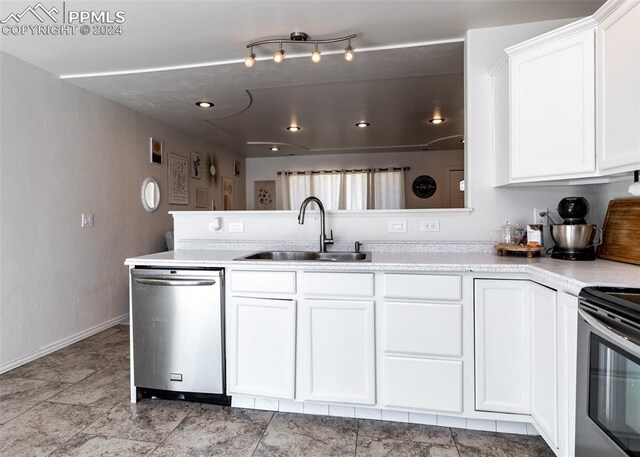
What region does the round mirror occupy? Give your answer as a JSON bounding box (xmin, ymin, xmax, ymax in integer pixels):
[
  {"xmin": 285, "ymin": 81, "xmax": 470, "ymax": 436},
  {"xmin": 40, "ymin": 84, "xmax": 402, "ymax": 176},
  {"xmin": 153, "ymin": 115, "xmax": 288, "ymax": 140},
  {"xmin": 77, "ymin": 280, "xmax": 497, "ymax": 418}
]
[{"xmin": 141, "ymin": 177, "xmax": 160, "ymax": 213}]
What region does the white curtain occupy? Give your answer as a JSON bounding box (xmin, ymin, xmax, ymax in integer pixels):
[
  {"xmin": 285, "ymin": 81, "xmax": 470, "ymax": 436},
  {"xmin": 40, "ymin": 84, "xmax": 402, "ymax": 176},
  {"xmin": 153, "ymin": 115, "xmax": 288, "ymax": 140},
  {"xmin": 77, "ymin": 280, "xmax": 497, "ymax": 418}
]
[{"xmin": 282, "ymin": 169, "xmax": 405, "ymax": 210}]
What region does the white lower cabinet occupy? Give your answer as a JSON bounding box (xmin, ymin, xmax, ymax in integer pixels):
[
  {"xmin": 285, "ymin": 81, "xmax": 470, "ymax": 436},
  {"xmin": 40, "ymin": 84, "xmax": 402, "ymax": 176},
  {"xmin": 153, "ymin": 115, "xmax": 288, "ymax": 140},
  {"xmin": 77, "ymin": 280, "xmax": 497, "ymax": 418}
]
[
  {"xmin": 557, "ymin": 292, "xmax": 579, "ymax": 457},
  {"xmin": 474, "ymin": 280, "xmax": 531, "ymax": 414},
  {"xmin": 385, "ymin": 356, "xmax": 463, "ymax": 413},
  {"xmin": 382, "ymin": 273, "xmax": 465, "ymax": 413},
  {"xmin": 227, "ymin": 296, "xmax": 296, "ymax": 399},
  {"xmin": 475, "ymin": 279, "xmax": 564, "ymax": 453},
  {"xmin": 530, "ymin": 283, "xmax": 559, "ymax": 448},
  {"xmin": 298, "ymin": 299, "xmax": 376, "ymax": 405}
]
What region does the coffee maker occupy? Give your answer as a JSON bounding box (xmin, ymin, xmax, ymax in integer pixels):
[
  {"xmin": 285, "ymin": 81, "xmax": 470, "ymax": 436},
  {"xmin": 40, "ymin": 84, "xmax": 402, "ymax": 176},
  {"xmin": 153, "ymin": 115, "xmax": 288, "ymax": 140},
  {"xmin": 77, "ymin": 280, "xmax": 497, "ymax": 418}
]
[{"xmin": 549, "ymin": 197, "xmax": 601, "ymax": 261}]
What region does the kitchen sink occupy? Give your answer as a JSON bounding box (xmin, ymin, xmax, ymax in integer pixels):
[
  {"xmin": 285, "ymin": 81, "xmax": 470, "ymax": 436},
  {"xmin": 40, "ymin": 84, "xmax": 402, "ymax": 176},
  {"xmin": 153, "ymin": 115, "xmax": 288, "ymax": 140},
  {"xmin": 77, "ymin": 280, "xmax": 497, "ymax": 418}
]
[{"xmin": 235, "ymin": 251, "xmax": 371, "ymax": 262}]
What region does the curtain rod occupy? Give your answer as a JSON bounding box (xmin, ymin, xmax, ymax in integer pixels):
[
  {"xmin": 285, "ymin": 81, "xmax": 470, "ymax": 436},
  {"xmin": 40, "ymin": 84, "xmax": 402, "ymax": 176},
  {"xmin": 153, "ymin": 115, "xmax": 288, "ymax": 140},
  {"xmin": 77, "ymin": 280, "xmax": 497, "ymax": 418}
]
[{"xmin": 277, "ymin": 166, "xmax": 409, "ymax": 176}]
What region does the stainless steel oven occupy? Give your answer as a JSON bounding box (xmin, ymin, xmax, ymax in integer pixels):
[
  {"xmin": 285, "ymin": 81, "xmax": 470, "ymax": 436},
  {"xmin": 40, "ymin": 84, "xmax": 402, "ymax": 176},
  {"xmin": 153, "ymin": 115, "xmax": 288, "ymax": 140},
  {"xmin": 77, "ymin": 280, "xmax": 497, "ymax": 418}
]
[{"xmin": 577, "ymin": 287, "xmax": 640, "ymax": 457}]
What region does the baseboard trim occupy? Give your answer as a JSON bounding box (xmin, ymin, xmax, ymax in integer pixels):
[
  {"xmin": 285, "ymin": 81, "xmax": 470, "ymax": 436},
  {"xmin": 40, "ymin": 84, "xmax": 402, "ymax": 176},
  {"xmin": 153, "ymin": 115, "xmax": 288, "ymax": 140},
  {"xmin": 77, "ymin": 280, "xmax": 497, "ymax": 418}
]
[{"xmin": 0, "ymin": 314, "xmax": 129, "ymax": 375}]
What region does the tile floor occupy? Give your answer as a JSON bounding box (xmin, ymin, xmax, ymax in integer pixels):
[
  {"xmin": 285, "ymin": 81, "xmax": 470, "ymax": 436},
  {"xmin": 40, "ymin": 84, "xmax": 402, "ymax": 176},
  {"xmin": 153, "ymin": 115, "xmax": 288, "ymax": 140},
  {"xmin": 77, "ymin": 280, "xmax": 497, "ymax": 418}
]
[{"xmin": 0, "ymin": 324, "xmax": 556, "ymax": 456}]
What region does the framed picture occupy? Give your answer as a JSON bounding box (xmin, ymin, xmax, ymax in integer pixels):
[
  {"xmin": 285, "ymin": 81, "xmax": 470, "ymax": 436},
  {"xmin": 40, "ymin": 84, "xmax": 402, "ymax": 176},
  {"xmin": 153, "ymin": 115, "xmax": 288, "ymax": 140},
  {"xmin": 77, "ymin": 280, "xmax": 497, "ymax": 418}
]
[
  {"xmin": 233, "ymin": 160, "xmax": 240, "ymax": 177},
  {"xmin": 254, "ymin": 180, "xmax": 276, "ymax": 210},
  {"xmin": 191, "ymin": 151, "xmax": 202, "ymax": 179},
  {"xmin": 194, "ymin": 187, "xmax": 208, "ymax": 208},
  {"xmin": 222, "ymin": 176, "xmax": 234, "ymax": 210},
  {"xmin": 150, "ymin": 137, "xmax": 163, "ymax": 165},
  {"xmin": 168, "ymin": 153, "xmax": 189, "ymax": 205}
]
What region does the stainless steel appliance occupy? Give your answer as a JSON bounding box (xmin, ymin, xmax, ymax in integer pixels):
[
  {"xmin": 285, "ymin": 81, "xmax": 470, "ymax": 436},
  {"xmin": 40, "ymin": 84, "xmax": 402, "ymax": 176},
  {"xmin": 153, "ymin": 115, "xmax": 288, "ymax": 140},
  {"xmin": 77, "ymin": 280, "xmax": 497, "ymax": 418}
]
[
  {"xmin": 131, "ymin": 268, "xmax": 229, "ymax": 404},
  {"xmin": 576, "ymin": 287, "xmax": 640, "ymax": 456}
]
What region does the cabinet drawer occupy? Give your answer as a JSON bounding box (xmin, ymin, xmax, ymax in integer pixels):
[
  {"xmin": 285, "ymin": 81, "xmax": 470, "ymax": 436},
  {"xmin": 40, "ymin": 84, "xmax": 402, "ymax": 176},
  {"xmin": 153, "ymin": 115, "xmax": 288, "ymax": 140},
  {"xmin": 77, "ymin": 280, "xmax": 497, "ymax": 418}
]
[
  {"xmin": 304, "ymin": 272, "xmax": 374, "ymax": 298},
  {"xmin": 385, "ymin": 357, "xmax": 463, "ymax": 413},
  {"xmin": 386, "ymin": 302, "xmax": 462, "ymax": 357},
  {"xmin": 384, "ymin": 274, "xmax": 462, "ymax": 301},
  {"xmin": 231, "ymin": 270, "xmax": 296, "ymax": 295}
]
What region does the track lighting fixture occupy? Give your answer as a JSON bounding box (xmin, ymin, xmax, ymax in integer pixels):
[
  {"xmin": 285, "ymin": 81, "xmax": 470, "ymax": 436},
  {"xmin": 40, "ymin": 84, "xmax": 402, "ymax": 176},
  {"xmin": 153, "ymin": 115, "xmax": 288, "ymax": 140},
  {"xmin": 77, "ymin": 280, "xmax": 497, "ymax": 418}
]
[
  {"xmin": 311, "ymin": 43, "xmax": 321, "ymax": 63},
  {"xmin": 344, "ymin": 39, "xmax": 354, "ymax": 62},
  {"xmin": 244, "ymin": 47, "xmax": 256, "ymax": 68},
  {"xmin": 244, "ymin": 31, "xmax": 356, "ymax": 67},
  {"xmin": 274, "ymin": 43, "xmax": 285, "ymax": 63}
]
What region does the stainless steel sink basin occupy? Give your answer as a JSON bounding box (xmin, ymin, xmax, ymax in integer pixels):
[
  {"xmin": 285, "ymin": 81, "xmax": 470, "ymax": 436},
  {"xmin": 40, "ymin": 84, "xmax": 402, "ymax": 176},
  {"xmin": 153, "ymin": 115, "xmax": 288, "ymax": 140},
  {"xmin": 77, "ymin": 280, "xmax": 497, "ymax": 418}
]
[{"xmin": 235, "ymin": 251, "xmax": 371, "ymax": 262}]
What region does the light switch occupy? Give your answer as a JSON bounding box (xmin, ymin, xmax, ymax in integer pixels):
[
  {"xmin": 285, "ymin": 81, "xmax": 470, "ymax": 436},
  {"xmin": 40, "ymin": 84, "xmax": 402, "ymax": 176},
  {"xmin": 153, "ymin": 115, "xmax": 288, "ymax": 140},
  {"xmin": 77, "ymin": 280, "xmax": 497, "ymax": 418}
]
[
  {"xmin": 81, "ymin": 213, "xmax": 94, "ymax": 228},
  {"xmin": 388, "ymin": 220, "xmax": 407, "ymax": 233}
]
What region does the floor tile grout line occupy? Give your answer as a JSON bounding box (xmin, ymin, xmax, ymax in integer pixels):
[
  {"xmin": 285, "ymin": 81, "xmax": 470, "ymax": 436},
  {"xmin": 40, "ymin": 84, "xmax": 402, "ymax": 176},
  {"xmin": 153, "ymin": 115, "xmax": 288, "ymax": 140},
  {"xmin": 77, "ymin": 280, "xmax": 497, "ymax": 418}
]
[
  {"xmin": 140, "ymin": 399, "xmax": 207, "ymax": 454},
  {"xmin": 251, "ymin": 409, "xmax": 276, "ymax": 457}
]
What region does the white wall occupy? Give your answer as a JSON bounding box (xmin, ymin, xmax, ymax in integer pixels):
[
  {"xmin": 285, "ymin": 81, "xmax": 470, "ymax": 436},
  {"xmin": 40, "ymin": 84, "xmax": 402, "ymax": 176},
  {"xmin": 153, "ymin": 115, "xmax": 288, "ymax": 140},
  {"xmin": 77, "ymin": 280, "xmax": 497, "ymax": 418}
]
[
  {"xmin": 174, "ymin": 18, "xmax": 597, "ymax": 244},
  {"xmin": 245, "ymin": 150, "xmax": 464, "ymax": 210},
  {"xmin": 0, "ymin": 52, "xmax": 244, "ymax": 368}
]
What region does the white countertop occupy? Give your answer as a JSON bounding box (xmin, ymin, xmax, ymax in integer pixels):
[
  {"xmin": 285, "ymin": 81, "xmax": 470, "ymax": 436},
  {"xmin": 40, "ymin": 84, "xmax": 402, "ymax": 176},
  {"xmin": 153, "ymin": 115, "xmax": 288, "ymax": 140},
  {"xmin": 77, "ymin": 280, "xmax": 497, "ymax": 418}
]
[{"xmin": 125, "ymin": 250, "xmax": 640, "ymax": 295}]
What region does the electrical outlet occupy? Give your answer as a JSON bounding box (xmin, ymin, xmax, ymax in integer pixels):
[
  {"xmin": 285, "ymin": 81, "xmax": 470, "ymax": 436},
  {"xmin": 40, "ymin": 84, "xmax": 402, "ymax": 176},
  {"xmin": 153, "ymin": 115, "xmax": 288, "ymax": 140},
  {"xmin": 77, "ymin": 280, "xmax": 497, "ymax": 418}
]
[
  {"xmin": 228, "ymin": 222, "xmax": 244, "ymax": 233},
  {"xmin": 208, "ymin": 218, "xmax": 222, "ymax": 232},
  {"xmin": 420, "ymin": 220, "xmax": 440, "ymax": 232},
  {"xmin": 533, "ymin": 208, "xmax": 548, "ymax": 226},
  {"xmin": 81, "ymin": 213, "xmax": 94, "ymax": 228}
]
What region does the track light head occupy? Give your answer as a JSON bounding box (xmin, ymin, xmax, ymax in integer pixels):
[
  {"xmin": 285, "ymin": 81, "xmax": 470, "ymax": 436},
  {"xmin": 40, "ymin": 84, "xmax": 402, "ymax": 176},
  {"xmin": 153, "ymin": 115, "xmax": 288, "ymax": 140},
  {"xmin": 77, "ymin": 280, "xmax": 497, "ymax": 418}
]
[
  {"xmin": 244, "ymin": 47, "xmax": 256, "ymax": 68},
  {"xmin": 344, "ymin": 45, "xmax": 354, "ymax": 62},
  {"xmin": 311, "ymin": 44, "xmax": 321, "ymax": 63}
]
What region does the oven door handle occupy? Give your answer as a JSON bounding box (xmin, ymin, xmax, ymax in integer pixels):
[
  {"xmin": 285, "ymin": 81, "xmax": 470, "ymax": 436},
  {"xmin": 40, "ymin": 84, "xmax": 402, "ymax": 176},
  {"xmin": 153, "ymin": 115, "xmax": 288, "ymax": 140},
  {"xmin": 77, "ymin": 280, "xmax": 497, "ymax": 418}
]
[{"xmin": 579, "ymin": 308, "xmax": 640, "ymax": 356}]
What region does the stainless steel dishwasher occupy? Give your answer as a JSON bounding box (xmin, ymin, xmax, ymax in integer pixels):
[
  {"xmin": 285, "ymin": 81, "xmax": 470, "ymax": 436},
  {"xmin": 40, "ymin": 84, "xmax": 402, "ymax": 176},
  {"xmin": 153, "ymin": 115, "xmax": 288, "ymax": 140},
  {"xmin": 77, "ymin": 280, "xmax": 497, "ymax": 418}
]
[{"xmin": 131, "ymin": 268, "xmax": 229, "ymax": 404}]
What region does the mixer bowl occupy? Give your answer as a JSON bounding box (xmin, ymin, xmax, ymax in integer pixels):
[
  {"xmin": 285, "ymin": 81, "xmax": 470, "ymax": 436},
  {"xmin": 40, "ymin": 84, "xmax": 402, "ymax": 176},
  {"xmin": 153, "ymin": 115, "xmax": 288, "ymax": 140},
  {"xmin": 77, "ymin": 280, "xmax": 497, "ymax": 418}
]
[{"xmin": 550, "ymin": 224, "xmax": 599, "ymax": 250}]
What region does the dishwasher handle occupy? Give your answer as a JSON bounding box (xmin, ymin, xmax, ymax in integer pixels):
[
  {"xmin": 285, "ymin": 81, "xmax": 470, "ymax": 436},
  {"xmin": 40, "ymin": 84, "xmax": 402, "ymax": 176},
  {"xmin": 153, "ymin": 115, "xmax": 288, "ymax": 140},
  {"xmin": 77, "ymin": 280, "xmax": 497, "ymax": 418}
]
[{"xmin": 134, "ymin": 278, "xmax": 217, "ymax": 287}]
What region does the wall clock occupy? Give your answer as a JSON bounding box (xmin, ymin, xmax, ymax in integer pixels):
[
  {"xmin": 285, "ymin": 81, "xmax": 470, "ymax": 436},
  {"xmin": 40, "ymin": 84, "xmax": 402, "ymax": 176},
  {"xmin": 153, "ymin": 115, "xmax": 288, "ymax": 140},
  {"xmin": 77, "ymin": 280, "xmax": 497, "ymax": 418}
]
[{"xmin": 412, "ymin": 175, "xmax": 437, "ymax": 198}]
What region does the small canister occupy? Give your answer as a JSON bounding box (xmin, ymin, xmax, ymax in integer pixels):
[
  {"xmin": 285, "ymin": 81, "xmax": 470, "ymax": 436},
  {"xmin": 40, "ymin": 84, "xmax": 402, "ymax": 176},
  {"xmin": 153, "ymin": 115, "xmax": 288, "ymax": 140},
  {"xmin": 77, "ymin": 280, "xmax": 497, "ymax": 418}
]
[{"xmin": 527, "ymin": 224, "xmax": 544, "ymax": 248}]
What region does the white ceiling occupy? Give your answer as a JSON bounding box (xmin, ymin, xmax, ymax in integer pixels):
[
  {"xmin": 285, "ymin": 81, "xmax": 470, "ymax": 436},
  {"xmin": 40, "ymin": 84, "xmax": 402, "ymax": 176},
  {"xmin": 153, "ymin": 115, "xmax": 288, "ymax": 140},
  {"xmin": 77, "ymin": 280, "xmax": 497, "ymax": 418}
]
[{"xmin": 0, "ymin": 1, "xmax": 604, "ymax": 157}]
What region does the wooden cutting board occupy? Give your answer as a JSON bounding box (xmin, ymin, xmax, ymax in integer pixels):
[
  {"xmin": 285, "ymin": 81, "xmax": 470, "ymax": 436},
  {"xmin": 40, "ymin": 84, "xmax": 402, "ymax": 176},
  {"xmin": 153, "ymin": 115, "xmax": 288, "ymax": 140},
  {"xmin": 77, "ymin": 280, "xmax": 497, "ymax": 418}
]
[{"xmin": 597, "ymin": 198, "xmax": 640, "ymax": 265}]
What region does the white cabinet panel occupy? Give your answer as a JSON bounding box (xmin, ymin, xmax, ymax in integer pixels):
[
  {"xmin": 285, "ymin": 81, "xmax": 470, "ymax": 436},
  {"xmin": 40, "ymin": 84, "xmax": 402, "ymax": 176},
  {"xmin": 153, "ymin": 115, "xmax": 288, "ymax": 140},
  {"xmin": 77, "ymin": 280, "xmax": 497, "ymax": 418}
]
[
  {"xmin": 597, "ymin": 2, "xmax": 640, "ymax": 171},
  {"xmin": 557, "ymin": 292, "xmax": 579, "ymax": 457},
  {"xmin": 386, "ymin": 302, "xmax": 462, "ymax": 357},
  {"xmin": 231, "ymin": 270, "xmax": 296, "ymax": 295},
  {"xmin": 384, "ymin": 274, "xmax": 462, "ymax": 301},
  {"xmin": 385, "ymin": 357, "xmax": 463, "ymax": 413},
  {"xmin": 228, "ymin": 297, "xmax": 296, "ymax": 399},
  {"xmin": 303, "ymin": 272, "xmax": 374, "ymax": 298},
  {"xmin": 530, "ymin": 283, "xmax": 559, "ymax": 449},
  {"xmin": 474, "ymin": 280, "xmax": 531, "ymax": 414},
  {"xmin": 510, "ymin": 29, "xmax": 596, "ymax": 180},
  {"xmin": 299, "ymin": 299, "xmax": 375, "ymax": 405}
]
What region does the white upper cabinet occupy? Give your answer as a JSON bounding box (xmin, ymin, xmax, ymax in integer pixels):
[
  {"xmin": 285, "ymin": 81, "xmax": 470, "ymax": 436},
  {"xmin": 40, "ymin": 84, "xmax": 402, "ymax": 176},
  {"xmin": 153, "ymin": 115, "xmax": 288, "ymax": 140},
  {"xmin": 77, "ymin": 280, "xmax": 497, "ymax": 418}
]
[
  {"xmin": 508, "ymin": 25, "xmax": 596, "ymax": 181},
  {"xmin": 597, "ymin": 0, "xmax": 640, "ymax": 171}
]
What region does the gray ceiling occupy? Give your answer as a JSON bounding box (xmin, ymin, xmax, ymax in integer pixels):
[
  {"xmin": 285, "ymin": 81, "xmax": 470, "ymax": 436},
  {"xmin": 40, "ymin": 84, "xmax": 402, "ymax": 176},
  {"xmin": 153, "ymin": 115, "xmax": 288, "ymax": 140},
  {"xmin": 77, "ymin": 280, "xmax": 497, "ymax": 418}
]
[{"xmin": 0, "ymin": 1, "xmax": 604, "ymax": 157}]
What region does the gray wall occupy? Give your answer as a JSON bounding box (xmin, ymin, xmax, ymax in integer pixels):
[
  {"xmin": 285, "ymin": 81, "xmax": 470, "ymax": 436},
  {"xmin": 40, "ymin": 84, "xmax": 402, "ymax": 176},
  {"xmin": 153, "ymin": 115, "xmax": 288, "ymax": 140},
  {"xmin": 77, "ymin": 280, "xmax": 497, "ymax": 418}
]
[{"xmin": 0, "ymin": 52, "xmax": 244, "ymax": 368}]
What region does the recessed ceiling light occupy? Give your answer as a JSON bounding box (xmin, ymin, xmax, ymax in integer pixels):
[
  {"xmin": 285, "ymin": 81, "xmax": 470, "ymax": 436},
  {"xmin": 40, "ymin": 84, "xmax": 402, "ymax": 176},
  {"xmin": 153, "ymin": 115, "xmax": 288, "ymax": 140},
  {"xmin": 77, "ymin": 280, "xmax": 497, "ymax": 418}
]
[
  {"xmin": 286, "ymin": 125, "xmax": 301, "ymax": 132},
  {"xmin": 270, "ymin": 146, "xmax": 280, "ymax": 151},
  {"xmin": 195, "ymin": 101, "xmax": 214, "ymax": 108},
  {"xmin": 429, "ymin": 117, "xmax": 445, "ymax": 124},
  {"xmin": 355, "ymin": 122, "xmax": 370, "ymax": 128}
]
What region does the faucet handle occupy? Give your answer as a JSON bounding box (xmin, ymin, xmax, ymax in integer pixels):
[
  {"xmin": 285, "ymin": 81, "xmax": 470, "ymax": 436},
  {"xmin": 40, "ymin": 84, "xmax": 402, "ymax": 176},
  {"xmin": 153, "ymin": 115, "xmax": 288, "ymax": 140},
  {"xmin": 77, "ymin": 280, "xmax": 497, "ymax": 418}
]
[
  {"xmin": 326, "ymin": 230, "xmax": 334, "ymax": 244},
  {"xmin": 354, "ymin": 241, "xmax": 363, "ymax": 253}
]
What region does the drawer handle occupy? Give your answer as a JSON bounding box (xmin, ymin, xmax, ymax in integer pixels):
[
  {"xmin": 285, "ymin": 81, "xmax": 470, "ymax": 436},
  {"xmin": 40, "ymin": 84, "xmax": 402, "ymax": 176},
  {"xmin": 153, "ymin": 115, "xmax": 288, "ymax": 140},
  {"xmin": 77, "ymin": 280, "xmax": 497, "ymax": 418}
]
[{"xmin": 134, "ymin": 278, "xmax": 216, "ymax": 287}]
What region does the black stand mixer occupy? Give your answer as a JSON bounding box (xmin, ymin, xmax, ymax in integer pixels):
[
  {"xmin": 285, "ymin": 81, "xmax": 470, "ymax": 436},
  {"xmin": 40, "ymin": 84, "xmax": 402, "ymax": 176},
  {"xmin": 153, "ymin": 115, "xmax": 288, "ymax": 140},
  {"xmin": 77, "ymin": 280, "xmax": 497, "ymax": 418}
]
[{"xmin": 549, "ymin": 197, "xmax": 602, "ymax": 261}]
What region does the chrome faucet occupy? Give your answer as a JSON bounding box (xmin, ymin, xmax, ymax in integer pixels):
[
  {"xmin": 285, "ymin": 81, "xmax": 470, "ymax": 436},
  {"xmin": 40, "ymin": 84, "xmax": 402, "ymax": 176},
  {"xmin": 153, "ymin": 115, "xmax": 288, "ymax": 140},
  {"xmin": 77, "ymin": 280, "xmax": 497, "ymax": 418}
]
[{"xmin": 298, "ymin": 196, "xmax": 334, "ymax": 253}]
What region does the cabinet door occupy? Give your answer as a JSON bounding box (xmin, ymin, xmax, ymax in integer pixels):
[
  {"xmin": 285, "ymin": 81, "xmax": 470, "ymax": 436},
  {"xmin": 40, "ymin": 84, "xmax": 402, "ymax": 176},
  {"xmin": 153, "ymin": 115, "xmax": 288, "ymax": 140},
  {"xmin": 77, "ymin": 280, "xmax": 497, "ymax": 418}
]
[
  {"xmin": 510, "ymin": 29, "xmax": 596, "ymax": 180},
  {"xmin": 227, "ymin": 297, "xmax": 296, "ymax": 399},
  {"xmin": 557, "ymin": 292, "xmax": 578, "ymax": 457},
  {"xmin": 299, "ymin": 299, "xmax": 375, "ymax": 405},
  {"xmin": 530, "ymin": 283, "xmax": 558, "ymax": 449},
  {"xmin": 597, "ymin": 2, "xmax": 640, "ymax": 171},
  {"xmin": 474, "ymin": 280, "xmax": 530, "ymax": 414}
]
